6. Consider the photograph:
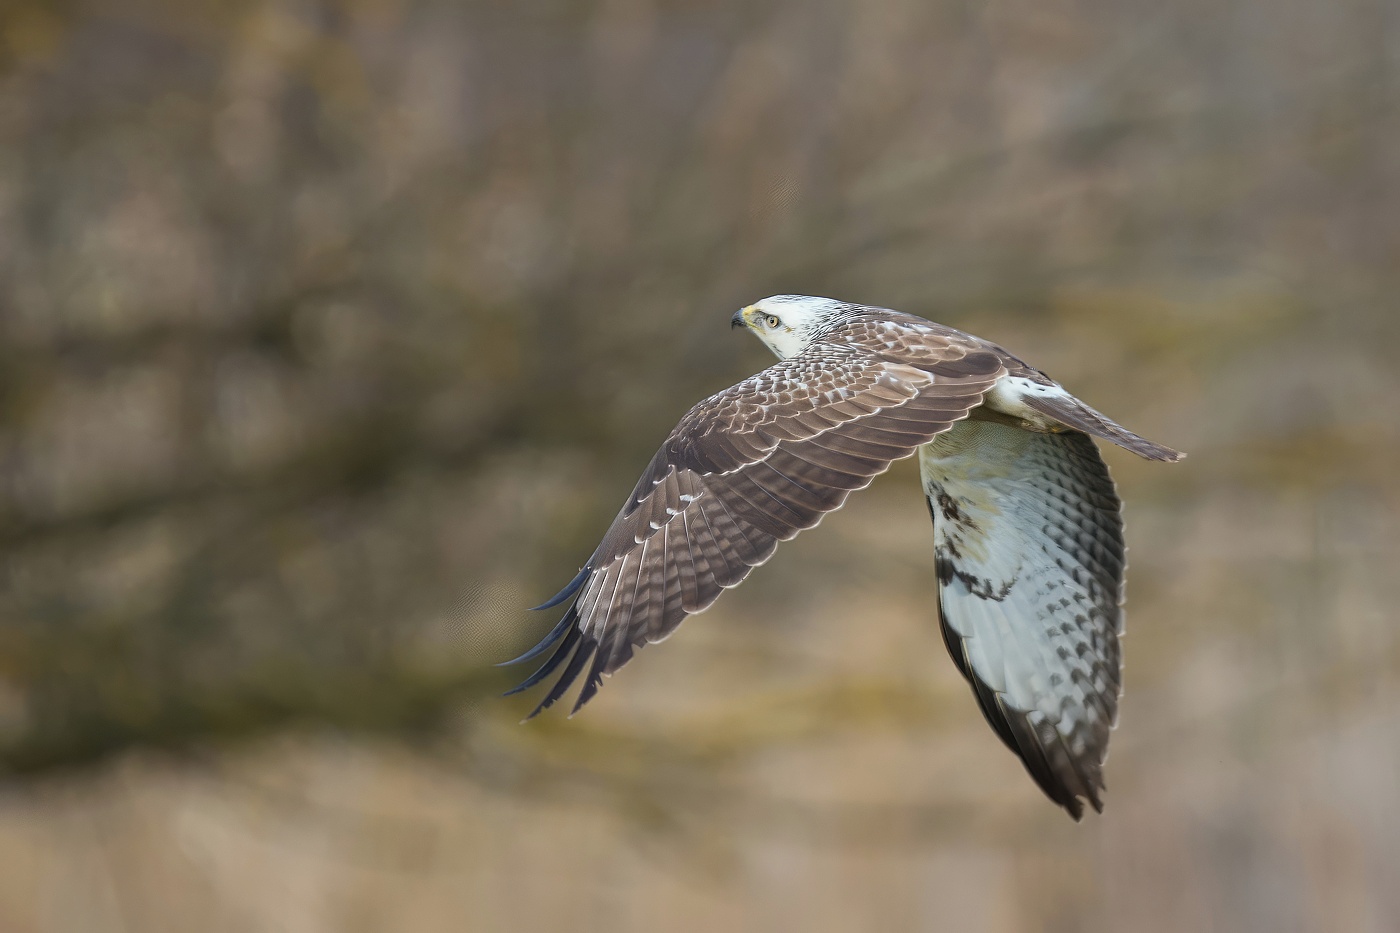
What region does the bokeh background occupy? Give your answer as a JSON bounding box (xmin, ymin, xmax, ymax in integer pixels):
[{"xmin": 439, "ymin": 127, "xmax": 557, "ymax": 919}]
[{"xmin": 2, "ymin": 0, "xmax": 1398, "ymax": 930}]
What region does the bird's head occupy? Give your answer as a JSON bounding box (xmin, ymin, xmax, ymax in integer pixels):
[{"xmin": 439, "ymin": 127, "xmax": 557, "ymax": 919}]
[{"xmin": 730, "ymin": 295, "xmax": 854, "ymax": 359}]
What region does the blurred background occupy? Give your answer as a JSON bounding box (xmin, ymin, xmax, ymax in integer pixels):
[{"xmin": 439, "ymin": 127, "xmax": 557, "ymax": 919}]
[{"xmin": 1, "ymin": 0, "xmax": 1398, "ymax": 930}]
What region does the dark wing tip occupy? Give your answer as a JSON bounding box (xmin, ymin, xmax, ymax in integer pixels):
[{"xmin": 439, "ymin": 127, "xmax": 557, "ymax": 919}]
[
  {"xmin": 1019, "ymin": 713, "xmax": 1103, "ymax": 821},
  {"xmin": 973, "ymin": 689, "xmax": 1102, "ymax": 821},
  {"xmin": 508, "ymin": 554, "xmax": 649, "ymax": 718},
  {"xmin": 523, "ymin": 636, "xmax": 598, "ymax": 720},
  {"xmin": 501, "ymin": 585, "xmax": 611, "ymax": 720},
  {"xmin": 499, "ymin": 566, "xmax": 595, "ymax": 668},
  {"xmin": 497, "ymin": 603, "xmax": 579, "ymax": 668},
  {"xmin": 529, "ymin": 565, "xmax": 591, "ymax": 611},
  {"xmin": 568, "ymin": 649, "xmax": 609, "ymax": 716},
  {"xmin": 502, "ymin": 616, "xmax": 581, "ymax": 695},
  {"xmin": 511, "ymin": 619, "xmax": 634, "ymax": 720}
]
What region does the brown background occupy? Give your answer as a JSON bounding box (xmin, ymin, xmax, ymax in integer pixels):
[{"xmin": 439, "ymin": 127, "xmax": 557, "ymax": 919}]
[{"xmin": 1, "ymin": 0, "xmax": 1398, "ymax": 930}]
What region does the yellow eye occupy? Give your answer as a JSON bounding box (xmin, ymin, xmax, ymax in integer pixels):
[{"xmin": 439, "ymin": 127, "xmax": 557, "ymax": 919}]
[{"xmin": 765, "ymin": 315, "xmax": 781, "ymax": 328}]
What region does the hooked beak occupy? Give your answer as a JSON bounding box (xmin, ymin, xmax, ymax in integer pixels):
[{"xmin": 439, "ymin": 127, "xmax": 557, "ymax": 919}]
[{"xmin": 730, "ymin": 307, "xmax": 750, "ymax": 329}]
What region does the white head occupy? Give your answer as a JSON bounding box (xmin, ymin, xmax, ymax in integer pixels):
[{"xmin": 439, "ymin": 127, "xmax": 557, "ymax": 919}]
[{"xmin": 730, "ymin": 295, "xmax": 854, "ymax": 359}]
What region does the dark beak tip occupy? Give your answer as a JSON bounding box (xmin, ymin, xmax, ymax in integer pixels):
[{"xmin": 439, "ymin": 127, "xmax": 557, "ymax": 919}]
[{"xmin": 730, "ymin": 310, "xmax": 745, "ymax": 329}]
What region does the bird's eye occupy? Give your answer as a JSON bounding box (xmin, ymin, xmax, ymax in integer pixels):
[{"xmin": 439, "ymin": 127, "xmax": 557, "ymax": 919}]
[{"xmin": 765, "ymin": 315, "xmax": 781, "ymax": 328}]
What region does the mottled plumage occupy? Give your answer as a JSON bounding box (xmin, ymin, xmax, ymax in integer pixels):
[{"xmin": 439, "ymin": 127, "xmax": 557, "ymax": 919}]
[{"xmin": 505, "ymin": 296, "xmax": 1183, "ymax": 819}]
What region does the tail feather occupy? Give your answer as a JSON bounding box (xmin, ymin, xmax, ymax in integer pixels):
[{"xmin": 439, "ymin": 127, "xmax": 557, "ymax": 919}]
[{"xmin": 1021, "ymin": 394, "xmax": 1184, "ymax": 462}]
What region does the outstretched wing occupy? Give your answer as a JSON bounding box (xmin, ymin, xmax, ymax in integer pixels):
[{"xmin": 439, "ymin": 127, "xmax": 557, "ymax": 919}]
[
  {"xmin": 919, "ymin": 417, "xmax": 1125, "ymax": 820},
  {"xmin": 505, "ymin": 335, "xmax": 1005, "ymax": 718}
]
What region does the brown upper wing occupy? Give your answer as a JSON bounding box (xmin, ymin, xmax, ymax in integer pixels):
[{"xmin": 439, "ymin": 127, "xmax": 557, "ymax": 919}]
[{"xmin": 505, "ymin": 324, "xmax": 1006, "ymax": 717}]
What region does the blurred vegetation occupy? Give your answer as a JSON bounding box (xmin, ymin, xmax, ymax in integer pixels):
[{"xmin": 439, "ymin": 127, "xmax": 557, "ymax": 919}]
[{"xmin": 0, "ymin": 0, "xmax": 1398, "ymax": 930}]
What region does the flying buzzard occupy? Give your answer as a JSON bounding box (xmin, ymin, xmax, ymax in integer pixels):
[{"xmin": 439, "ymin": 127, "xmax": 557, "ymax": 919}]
[{"xmin": 504, "ymin": 296, "xmax": 1183, "ymax": 818}]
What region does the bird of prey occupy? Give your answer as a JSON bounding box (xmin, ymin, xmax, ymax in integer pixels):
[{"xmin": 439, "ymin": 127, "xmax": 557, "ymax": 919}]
[{"xmin": 504, "ymin": 296, "xmax": 1183, "ymax": 818}]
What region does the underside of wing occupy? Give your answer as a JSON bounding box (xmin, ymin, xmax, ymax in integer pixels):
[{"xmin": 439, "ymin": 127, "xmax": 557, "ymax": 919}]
[
  {"xmin": 919, "ymin": 419, "xmax": 1125, "ymax": 819},
  {"xmin": 505, "ymin": 336, "xmax": 1007, "ymax": 718}
]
